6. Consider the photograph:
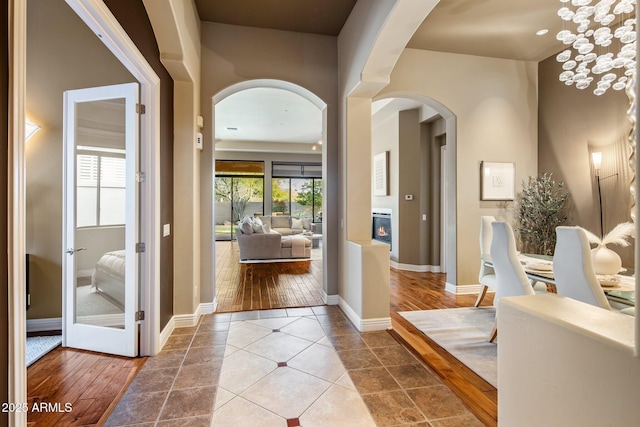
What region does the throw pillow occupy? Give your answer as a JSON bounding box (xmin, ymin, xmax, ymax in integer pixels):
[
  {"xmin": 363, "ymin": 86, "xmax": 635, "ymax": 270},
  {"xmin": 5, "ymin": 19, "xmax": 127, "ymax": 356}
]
[
  {"xmin": 263, "ymin": 223, "xmax": 271, "ymax": 233},
  {"xmin": 302, "ymin": 218, "xmax": 311, "ymax": 230},
  {"xmin": 252, "ymin": 216, "xmax": 264, "ymax": 233},
  {"xmin": 291, "ymin": 217, "xmax": 304, "ymax": 230},
  {"xmin": 239, "ymin": 217, "xmax": 254, "ymax": 234}
]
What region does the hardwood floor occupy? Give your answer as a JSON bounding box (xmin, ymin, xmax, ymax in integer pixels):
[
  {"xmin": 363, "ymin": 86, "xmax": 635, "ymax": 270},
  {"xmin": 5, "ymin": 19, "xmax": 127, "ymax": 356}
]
[
  {"xmin": 389, "ymin": 269, "xmax": 497, "ymax": 427},
  {"xmin": 26, "ymin": 248, "xmax": 495, "ymax": 426},
  {"xmin": 27, "ymin": 347, "xmax": 145, "ymax": 426},
  {"xmin": 214, "ymin": 240, "xmax": 324, "ymax": 311}
]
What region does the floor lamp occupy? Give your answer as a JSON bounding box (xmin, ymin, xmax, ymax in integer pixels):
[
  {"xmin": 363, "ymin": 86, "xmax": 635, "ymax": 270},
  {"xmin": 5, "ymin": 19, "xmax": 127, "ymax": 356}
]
[{"xmin": 592, "ymin": 152, "xmax": 618, "ymax": 237}]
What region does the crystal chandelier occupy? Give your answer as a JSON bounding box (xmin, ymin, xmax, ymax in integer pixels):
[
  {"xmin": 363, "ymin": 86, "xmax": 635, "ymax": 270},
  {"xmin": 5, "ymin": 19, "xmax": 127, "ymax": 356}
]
[{"xmin": 556, "ymin": 0, "xmax": 636, "ymax": 96}]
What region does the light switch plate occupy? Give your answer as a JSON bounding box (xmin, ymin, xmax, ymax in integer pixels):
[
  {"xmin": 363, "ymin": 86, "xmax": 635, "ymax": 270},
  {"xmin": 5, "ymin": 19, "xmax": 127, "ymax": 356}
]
[
  {"xmin": 405, "ymin": 194, "xmax": 413, "ymax": 200},
  {"xmin": 163, "ymin": 224, "xmax": 171, "ymax": 237}
]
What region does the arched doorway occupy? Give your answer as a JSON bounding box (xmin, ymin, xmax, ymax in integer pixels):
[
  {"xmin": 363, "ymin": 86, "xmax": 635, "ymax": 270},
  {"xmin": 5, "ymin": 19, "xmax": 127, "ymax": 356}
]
[
  {"xmin": 371, "ymin": 93, "xmax": 457, "ymax": 285},
  {"xmin": 210, "ymin": 80, "xmax": 330, "ymax": 309}
]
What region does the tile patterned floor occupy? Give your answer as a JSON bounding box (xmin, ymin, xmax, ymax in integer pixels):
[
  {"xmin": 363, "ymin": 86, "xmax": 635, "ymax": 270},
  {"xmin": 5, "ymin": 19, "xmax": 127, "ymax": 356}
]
[{"xmin": 105, "ymin": 306, "xmax": 483, "ymax": 427}]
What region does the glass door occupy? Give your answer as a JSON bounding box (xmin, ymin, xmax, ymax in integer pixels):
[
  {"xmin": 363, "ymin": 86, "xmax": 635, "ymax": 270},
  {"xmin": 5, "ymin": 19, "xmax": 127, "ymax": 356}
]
[
  {"xmin": 63, "ymin": 83, "xmax": 139, "ymax": 357},
  {"xmin": 215, "ymin": 175, "xmax": 264, "ymax": 240}
]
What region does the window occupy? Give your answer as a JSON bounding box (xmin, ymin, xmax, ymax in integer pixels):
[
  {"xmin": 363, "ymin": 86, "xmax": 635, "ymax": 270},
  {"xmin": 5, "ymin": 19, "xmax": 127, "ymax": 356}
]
[
  {"xmin": 77, "ymin": 149, "xmax": 126, "ymax": 227},
  {"xmin": 271, "ymin": 162, "xmax": 322, "ymax": 221}
]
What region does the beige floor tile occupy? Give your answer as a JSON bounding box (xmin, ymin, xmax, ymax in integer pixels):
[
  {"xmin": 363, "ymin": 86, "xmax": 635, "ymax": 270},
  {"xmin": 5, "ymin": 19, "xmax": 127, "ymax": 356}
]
[
  {"xmin": 246, "ymin": 316, "xmax": 300, "ymax": 330},
  {"xmin": 244, "ymin": 331, "xmax": 313, "ymax": 362},
  {"xmin": 173, "ymin": 363, "xmax": 222, "ymax": 389},
  {"xmin": 218, "ymin": 349, "xmax": 277, "ymax": 394},
  {"xmin": 224, "ymin": 344, "xmax": 240, "ymax": 357},
  {"xmin": 316, "ymin": 336, "xmax": 333, "ymax": 347},
  {"xmin": 362, "ymin": 390, "xmax": 426, "ymax": 426},
  {"xmin": 348, "ymin": 367, "xmax": 401, "ymax": 394},
  {"xmin": 334, "ymin": 372, "xmax": 357, "ymax": 391},
  {"xmin": 105, "ymin": 391, "xmax": 168, "ymax": 426},
  {"xmin": 226, "ymin": 322, "xmax": 272, "ymax": 348},
  {"xmin": 286, "ymin": 307, "xmax": 315, "ymax": 316},
  {"xmin": 300, "ymin": 384, "xmax": 376, "ymax": 427},
  {"xmin": 159, "ymin": 386, "xmax": 217, "ymax": 420},
  {"xmin": 287, "ymin": 342, "xmax": 346, "ymax": 382},
  {"xmin": 213, "ymin": 387, "xmax": 235, "ymax": 410},
  {"xmin": 241, "ymin": 367, "xmax": 331, "ymax": 419},
  {"xmin": 210, "ymin": 396, "xmax": 287, "ymax": 427},
  {"xmin": 280, "ymin": 316, "xmax": 326, "ymax": 341}
]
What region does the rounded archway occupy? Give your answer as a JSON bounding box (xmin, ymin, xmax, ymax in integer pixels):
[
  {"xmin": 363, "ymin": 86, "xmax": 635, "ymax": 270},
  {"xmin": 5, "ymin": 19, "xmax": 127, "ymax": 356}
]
[
  {"xmin": 210, "ymin": 79, "xmax": 331, "ymax": 309},
  {"xmin": 371, "ymin": 92, "xmax": 457, "ymax": 284}
]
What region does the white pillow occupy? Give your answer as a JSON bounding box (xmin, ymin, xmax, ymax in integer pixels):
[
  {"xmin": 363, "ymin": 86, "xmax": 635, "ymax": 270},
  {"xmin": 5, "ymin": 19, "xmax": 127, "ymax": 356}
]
[
  {"xmin": 263, "ymin": 223, "xmax": 271, "ymax": 233},
  {"xmin": 302, "ymin": 218, "xmax": 311, "ymax": 230},
  {"xmin": 252, "ymin": 216, "xmax": 264, "ymax": 233},
  {"xmin": 291, "ymin": 217, "xmax": 304, "ymax": 230},
  {"xmin": 239, "ymin": 217, "xmax": 254, "ymax": 234}
]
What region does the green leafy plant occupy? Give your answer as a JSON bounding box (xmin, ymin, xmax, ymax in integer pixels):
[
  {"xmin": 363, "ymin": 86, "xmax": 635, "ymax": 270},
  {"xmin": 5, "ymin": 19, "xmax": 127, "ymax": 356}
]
[{"xmin": 516, "ymin": 173, "xmax": 570, "ymax": 256}]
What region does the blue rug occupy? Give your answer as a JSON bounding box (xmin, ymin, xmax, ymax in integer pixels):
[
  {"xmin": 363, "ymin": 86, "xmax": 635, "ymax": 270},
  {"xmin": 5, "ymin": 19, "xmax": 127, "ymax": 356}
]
[{"xmin": 26, "ymin": 335, "xmax": 62, "ymax": 367}]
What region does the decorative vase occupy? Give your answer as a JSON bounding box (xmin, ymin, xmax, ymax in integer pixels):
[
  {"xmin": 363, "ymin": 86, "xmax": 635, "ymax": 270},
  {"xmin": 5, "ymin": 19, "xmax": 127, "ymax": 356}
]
[{"xmin": 591, "ymin": 244, "xmax": 622, "ymax": 275}]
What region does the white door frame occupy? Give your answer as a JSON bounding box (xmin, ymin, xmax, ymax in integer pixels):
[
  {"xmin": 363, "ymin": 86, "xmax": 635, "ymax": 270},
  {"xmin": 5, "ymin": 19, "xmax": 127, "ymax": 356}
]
[{"xmin": 9, "ymin": 0, "xmax": 161, "ymax": 422}]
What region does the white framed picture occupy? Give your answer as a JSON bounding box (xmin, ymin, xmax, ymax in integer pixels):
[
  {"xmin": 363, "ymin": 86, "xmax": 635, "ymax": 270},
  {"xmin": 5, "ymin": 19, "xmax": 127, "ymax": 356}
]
[
  {"xmin": 481, "ymin": 161, "xmax": 515, "ymax": 201},
  {"xmin": 373, "ymin": 151, "xmax": 389, "ymax": 196}
]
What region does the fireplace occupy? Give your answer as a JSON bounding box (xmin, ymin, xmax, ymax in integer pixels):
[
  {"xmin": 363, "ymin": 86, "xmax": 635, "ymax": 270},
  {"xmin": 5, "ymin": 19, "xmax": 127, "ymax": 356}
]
[{"xmin": 372, "ymin": 211, "xmax": 391, "ymax": 250}]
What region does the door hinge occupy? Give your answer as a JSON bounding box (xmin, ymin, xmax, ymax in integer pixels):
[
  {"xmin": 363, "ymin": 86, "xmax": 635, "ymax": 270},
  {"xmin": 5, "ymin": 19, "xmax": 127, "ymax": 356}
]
[
  {"xmin": 136, "ymin": 103, "xmax": 146, "ymax": 114},
  {"xmin": 136, "ymin": 311, "xmax": 145, "ymax": 321},
  {"xmin": 136, "ymin": 243, "xmax": 146, "ymax": 253},
  {"xmin": 136, "ymin": 171, "xmax": 146, "ymax": 183}
]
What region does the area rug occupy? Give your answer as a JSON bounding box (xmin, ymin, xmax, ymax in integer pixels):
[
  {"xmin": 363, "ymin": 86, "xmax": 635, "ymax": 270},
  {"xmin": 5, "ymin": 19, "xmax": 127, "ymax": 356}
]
[
  {"xmin": 26, "ymin": 335, "xmax": 62, "ymax": 367},
  {"xmin": 399, "ymin": 307, "xmax": 497, "ymax": 387}
]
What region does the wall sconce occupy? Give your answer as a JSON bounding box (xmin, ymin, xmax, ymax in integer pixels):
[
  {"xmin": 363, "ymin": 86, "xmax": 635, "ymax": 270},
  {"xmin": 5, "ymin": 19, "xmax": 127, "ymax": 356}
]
[
  {"xmin": 591, "ymin": 151, "xmax": 617, "ymax": 237},
  {"xmin": 25, "ymin": 117, "xmax": 41, "ymax": 142}
]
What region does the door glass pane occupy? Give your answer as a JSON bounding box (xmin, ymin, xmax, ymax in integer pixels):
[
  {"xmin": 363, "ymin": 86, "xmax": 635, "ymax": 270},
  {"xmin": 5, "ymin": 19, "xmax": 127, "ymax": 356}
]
[
  {"xmin": 272, "ymin": 178, "xmax": 290, "ymax": 215},
  {"xmin": 75, "ymin": 98, "xmax": 126, "ymax": 328},
  {"xmin": 215, "ymin": 177, "xmax": 234, "ymax": 241},
  {"xmin": 291, "ymin": 178, "xmax": 313, "ymax": 219},
  {"xmin": 313, "ymin": 179, "xmax": 323, "ymax": 223}
]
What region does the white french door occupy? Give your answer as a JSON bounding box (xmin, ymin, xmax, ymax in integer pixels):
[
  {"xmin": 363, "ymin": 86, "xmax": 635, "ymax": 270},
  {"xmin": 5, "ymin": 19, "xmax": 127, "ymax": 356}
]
[{"xmin": 63, "ymin": 83, "xmax": 140, "ymax": 357}]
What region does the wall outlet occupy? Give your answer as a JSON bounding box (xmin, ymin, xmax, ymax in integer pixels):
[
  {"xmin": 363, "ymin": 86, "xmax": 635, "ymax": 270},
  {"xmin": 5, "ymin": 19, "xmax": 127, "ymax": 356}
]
[{"xmin": 163, "ymin": 223, "xmax": 171, "ymax": 237}]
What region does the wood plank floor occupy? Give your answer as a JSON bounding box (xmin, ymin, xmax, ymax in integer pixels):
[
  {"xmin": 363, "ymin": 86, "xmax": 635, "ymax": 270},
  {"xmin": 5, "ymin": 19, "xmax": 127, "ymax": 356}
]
[
  {"xmin": 27, "ymin": 347, "xmax": 145, "ymax": 426},
  {"xmin": 215, "ymin": 240, "xmax": 324, "ymax": 311}
]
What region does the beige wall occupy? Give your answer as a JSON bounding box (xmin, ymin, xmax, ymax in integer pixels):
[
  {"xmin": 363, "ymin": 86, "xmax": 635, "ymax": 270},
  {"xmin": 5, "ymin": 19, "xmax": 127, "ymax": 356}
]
[
  {"xmin": 379, "ymin": 48, "xmax": 539, "ymax": 286},
  {"xmin": 26, "ymin": 0, "xmax": 134, "ymax": 319},
  {"xmin": 200, "ymin": 22, "xmax": 339, "ymax": 299},
  {"xmin": 538, "ymin": 55, "xmax": 633, "ymax": 268}
]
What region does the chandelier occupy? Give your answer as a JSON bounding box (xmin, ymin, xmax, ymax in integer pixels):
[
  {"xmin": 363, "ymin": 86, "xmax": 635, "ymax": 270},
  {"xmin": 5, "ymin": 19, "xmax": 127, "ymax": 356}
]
[{"xmin": 556, "ymin": 0, "xmax": 636, "ymax": 96}]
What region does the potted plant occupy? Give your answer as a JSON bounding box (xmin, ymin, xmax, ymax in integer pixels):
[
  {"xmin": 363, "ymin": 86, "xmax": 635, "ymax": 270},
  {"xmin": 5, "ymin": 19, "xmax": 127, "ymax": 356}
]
[
  {"xmin": 582, "ymin": 222, "xmax": 635, "ymax": 275},
  {"xmin": 516, "ymin": 173, "xmax": 570, "ymax": 256}
]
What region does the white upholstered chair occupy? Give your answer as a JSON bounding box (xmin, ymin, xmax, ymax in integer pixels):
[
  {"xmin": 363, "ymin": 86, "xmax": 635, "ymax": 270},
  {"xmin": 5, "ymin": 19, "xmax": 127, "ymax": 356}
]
[
  {"xmin": 553, "ymin": 226, "xmax": 635, "ymax": 316},
  {"xmin": 476, "ymin": 216, "xmax": 497, "ymax": 307},
  {"xmin": 488, "ymin": 221, "xmax": 536, "ymax": 342}
]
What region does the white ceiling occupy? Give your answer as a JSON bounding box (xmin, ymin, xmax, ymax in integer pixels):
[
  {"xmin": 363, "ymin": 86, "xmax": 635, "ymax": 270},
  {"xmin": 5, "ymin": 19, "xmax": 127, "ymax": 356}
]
[{"xmin": 215, "ymin": 88, "xmax": 322, "ymax": 145}]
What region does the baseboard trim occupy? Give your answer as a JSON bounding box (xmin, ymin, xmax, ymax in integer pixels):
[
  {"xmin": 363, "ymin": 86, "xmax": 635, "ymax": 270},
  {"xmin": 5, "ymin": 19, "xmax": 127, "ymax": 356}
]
[
  {"xmin": 159, "ymin": 301, "xmax": 216, "ymax": 351},
  {"xmin": 323, "ymin": 291, "xmax": 339, "ymax": 305},
  {"xmin": 27, "ymin": 317, "xmax": 62, "ymax": 332},
  {"xmin": 444, "ymin": 283, "xmax": 491, "ymax": 295},
  {"xmin": 338, "ymin": 298, "xmax": 391, "ymax": 332},
  {"xmin": 390, "ymin": 261, "xmax": 442, "ymax": 273},
  {"xmin": 159, "ymin": 316, "xmax": 175, "ymax": 351}
]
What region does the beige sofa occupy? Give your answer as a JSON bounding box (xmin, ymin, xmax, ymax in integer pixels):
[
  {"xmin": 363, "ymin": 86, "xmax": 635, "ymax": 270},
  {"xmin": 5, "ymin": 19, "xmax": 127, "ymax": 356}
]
[
  {"xmin": 236, "ymin": 216, "xmax": 311, "ymax": 261},
  {"xmin": 257, "ymin": 215, "xmax": 313, "ymax": 235}
]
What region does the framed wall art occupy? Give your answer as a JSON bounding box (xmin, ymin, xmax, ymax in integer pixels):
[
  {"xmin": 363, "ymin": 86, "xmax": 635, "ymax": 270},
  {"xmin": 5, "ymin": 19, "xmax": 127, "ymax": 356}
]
[
  {"xmin": 481, "ymin": 161, "xmax": 515, "ymax": 201},
  {"xmin": 373, "ymin": 151, "xmax": 389, "ymax": 196}
]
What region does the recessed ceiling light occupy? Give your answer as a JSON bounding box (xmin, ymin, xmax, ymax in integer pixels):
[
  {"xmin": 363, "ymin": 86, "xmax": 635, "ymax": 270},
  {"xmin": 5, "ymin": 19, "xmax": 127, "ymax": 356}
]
[{"xmin": 536, "ymin": 29, "xmax": 549, "ymax": 36}]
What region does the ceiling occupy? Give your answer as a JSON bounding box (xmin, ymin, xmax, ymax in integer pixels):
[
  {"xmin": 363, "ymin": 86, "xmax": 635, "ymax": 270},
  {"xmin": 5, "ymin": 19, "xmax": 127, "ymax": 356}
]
[
  {"xmin": 193, "ymin": 0, "xmax": 358, "ymax": 36},
  {"xmin": 200, "ymin": 0, "xmax": 573, "ymax": 149}
]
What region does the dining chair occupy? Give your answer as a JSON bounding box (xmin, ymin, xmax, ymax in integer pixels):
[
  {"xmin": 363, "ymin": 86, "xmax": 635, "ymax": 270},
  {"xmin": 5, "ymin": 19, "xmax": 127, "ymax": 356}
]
[
  {"xmin": 488, "ymin": 221, "xmax": 535, "ymax": 342},
  {"xmin": 476, "ymin": 216, "xmax": 496, "ymax": 307},
  {"xmin": 553, "ymin": 226, "xmax": 635, "ymax": 316}
]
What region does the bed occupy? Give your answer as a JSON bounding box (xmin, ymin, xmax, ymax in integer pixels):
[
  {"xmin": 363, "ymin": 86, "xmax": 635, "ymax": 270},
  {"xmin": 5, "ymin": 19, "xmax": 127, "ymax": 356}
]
[{"xmin": 91, "ymin": 250, "xmax": 126, "ymax": 310}]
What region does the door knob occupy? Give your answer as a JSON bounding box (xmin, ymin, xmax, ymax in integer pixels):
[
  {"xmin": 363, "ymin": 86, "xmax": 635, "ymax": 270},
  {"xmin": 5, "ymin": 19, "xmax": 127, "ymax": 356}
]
[{"xmin": 65, "ymin": 248, "xmax": 87, "ymax": 255}]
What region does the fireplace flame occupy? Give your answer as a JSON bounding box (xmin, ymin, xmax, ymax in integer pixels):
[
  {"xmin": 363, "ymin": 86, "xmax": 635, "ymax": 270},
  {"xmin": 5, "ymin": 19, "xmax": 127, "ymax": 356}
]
[{"xmin": 377, "ymin": 226, "xmax": 389, "ymax": 237}]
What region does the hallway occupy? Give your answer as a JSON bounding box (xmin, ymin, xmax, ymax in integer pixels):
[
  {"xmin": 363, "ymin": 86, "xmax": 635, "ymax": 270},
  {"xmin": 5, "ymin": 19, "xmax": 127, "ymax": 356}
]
[{"xmin": 105, "ymin": 305, "xmax": 483, "ymax": 426}]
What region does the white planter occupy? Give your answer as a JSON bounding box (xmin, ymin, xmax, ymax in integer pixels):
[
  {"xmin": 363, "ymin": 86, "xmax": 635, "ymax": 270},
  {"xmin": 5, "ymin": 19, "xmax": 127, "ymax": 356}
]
[{"xmin": 591, "ymin": 244, "xmax": 622, "ymax": 275}]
